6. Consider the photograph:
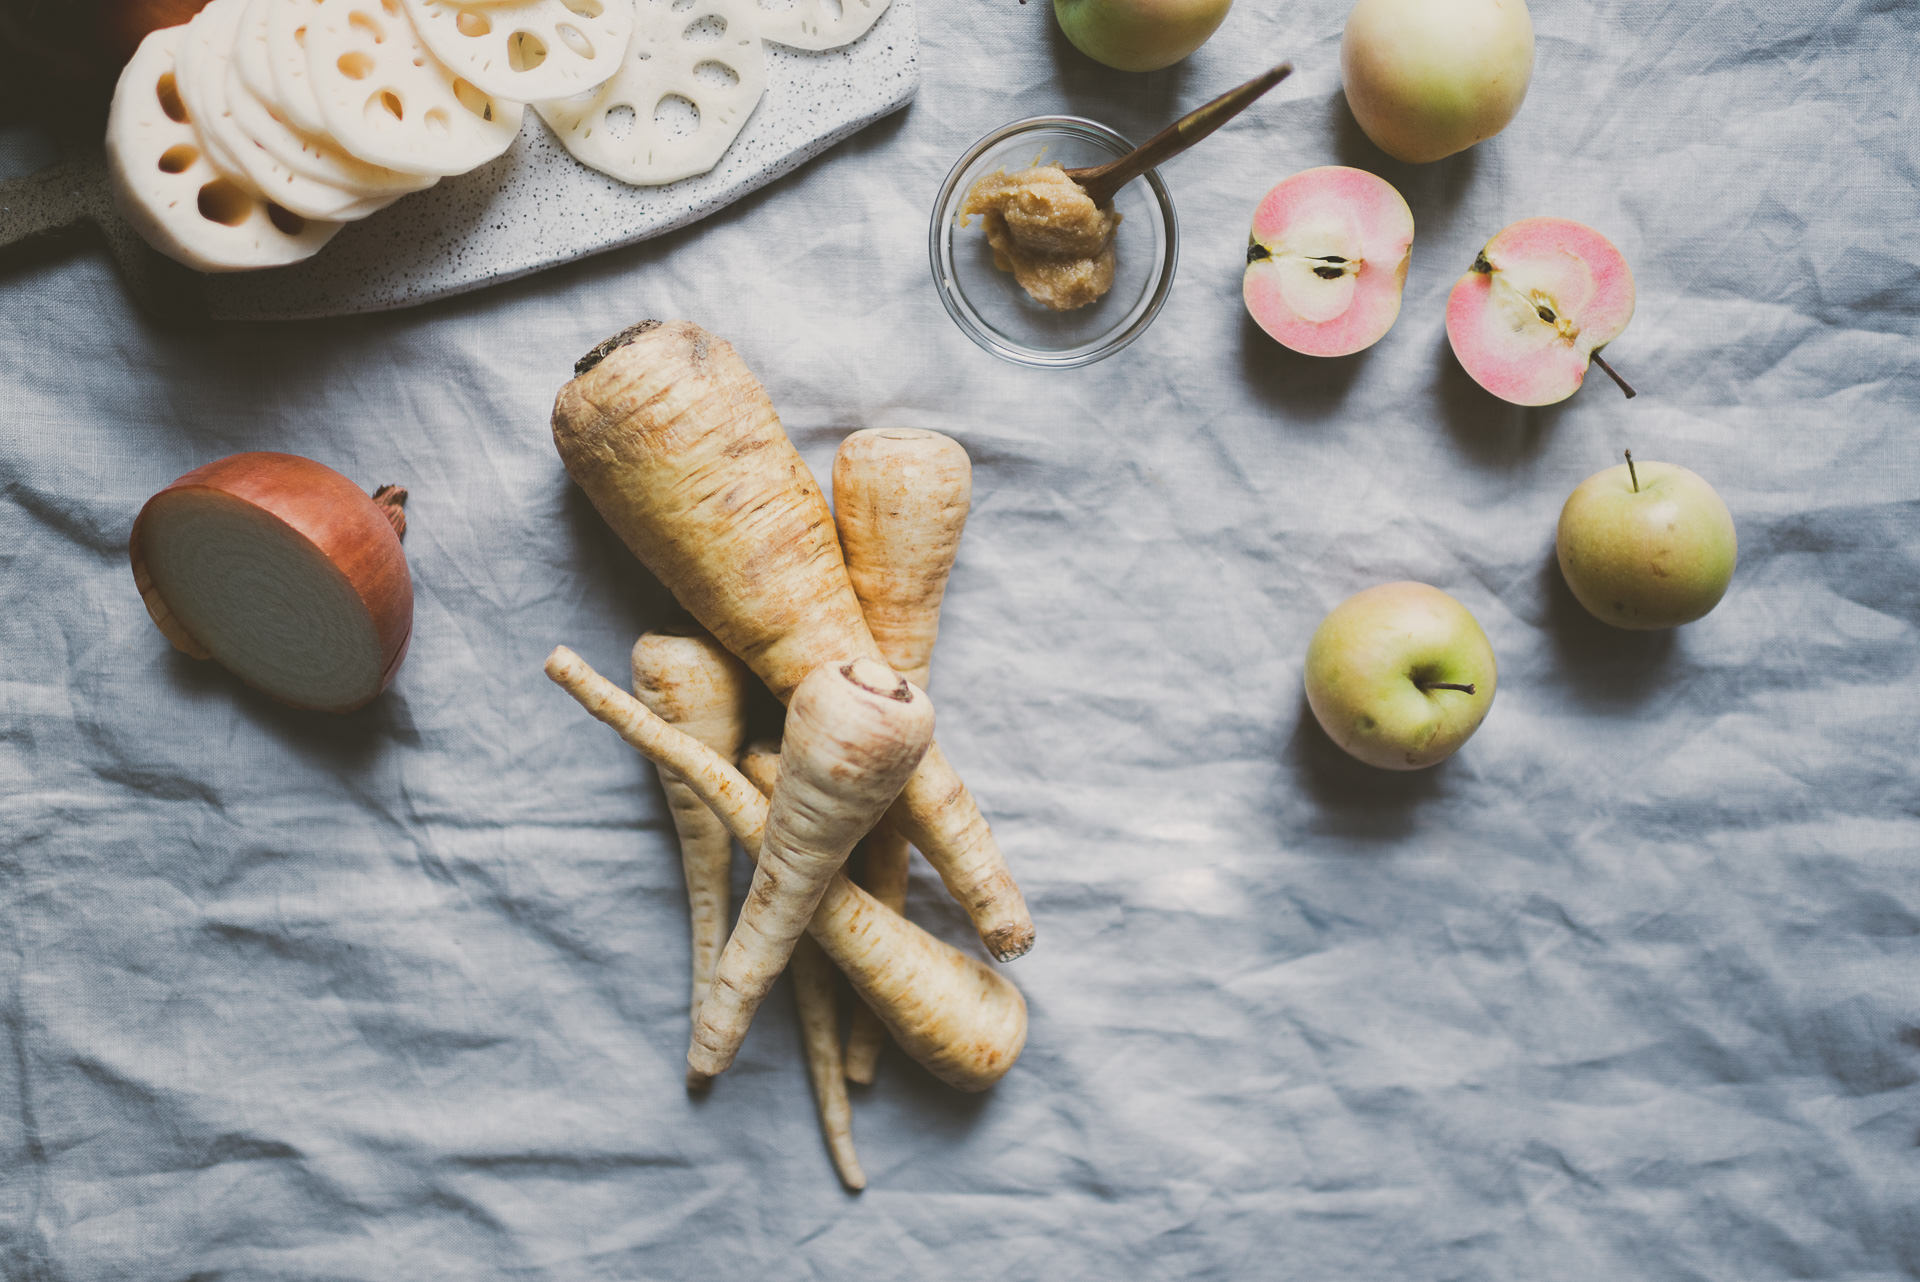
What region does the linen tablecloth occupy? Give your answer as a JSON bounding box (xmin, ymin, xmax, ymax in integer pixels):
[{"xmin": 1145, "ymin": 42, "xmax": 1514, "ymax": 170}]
[{"xmin": 3, "ymin": 1, "xmax": 1917, "ymax": 1276}]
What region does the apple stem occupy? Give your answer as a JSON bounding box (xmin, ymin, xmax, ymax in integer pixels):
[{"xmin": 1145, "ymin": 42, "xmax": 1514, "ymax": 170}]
[
  {"xmin": 1593, "ymin": 353, "xmax": 1637, "ymax": 399},
  {"xmin": 1624, "ymin": 449, "xmax": 1639, "ymax": 494},
  {"xmin": 1418, "ymin": 681, "xmax": 1477, "ymax": 695}
]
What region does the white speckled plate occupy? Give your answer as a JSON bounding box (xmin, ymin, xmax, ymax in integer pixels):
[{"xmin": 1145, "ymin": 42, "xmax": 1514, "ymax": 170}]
[{"xmin": 197, "ymin": 0, "xmax": 915, "ymax": 319}]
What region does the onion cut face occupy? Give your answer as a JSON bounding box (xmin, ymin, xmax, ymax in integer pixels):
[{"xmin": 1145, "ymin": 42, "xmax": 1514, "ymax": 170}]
[{"xmin": 130, "ymin": 452, "xmax": 414, "ymax": 713}]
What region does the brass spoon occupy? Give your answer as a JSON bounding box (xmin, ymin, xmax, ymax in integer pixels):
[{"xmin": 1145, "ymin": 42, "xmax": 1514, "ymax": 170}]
[{"xmin": 1063, "ymin": 62, "xmax": 1294, "ymax": 209}]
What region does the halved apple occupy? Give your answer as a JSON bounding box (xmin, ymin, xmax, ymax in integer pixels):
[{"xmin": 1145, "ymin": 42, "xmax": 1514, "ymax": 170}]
[
  {"xmin": 1445, "ymin": 217, "xmax": 1635, "ymax": 406},
  {"xmin": 1243, "ymin": 166, "xmax": 1415, "ymax": 358}
]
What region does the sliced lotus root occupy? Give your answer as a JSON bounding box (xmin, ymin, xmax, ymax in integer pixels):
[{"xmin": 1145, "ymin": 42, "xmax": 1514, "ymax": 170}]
[
  {"xmin": 229, "ymin": 5, "xmax": 439, "ymax": 197},
  {"xmin": 226, "ymin": 66, "xmax": 419, "ymax": 217},
  {"xmin": 303, "ymin": 0, "xmax": 525, "ymax": 177},
  {"xmin": 401, "ymin": 0, "xmax": 633, "ymax": 103},
  {"xmin": 265, "ymin": 0, "xmax": 341, "ymax": 137},
  {"xmin": 239, "ymin": 0, "xmax": 434, "ymax": 196},
  {"xmin": 173, "ymin": 0, "xmax": 260, "ymax": 182},
  {"xmin": 755, "ymin": 0, "xmax": 888, "ymax": 52},
  {"xmin": 169, "ymin": 0, "xmax": 380, "ymax": 221},
  {"xmin": 227, "ymin": 58, "xmax": 437, "ymax": 195},
  {"xmin": 238, "ymin": 0, "xmax": 321, "ymax": 135},
  {"xmin": 106, "ymin": 27, "xmax": 340, "ymax": 271},
  {"xmin": 535, "ymin": 0, "xmax": 765, "ymax": 187}
]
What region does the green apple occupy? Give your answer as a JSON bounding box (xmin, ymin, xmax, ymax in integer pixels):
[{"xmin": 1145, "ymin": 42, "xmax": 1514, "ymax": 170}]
[
  {"xmin": 1053, "ymin": 0, "xmax": 1233, "ymax": 73},
  {"xmin": 1340, "ymin": 0, "xmax": 1534, "ymax": 164},
  {"xmin": 1556, "ymin": 453, "xmax": 1737, "ymax": 630},
  {"xmin": 1304, "ymin": 582, "xmax": 1498, "ymax": 771}
]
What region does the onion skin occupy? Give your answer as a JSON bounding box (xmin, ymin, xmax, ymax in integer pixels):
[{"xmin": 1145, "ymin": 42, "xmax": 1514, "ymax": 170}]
[{"xmin": 129, "ymin": 452, "xmax": 414, "ymax": 713}]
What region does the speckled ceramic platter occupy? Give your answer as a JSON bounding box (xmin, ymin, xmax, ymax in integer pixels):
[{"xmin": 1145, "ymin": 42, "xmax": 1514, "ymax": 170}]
[
  {"xmin": 205, "ymin": 0, "xmax": 915, "ymax": 319},
  {"xmin": 0, "ymin": 0, "xmax": 914, "ymax": 321}
]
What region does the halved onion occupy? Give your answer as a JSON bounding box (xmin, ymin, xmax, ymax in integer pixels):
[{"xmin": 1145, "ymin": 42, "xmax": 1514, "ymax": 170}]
[{"xmin": 130, "ymin": 452, "xmax": 413, "ymax": 712}]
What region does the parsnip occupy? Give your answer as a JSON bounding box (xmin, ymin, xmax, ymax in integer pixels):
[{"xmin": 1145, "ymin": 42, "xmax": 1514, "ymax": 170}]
[
  {"xmin": 547, "ymin": 646, "xmax": 1027, "ymax": 1091},
  {"xmin": 551, "ymin": 321, "xmax": 1034, "ymax": 962},
  {"xmin": 833, "ymin": 429, "xmax": 971, "ymax": 692},
  {"xmin": 739, "ymin": 742, "xmax": 863, "ymax": 1192},
  {"xmin": 629, "ymin": 628, "xmax": 752, "ymax": 1037},
  {"xmin": 833, "ymin": 428, "xmax": 972, "ymax": 1086},
  {"xmin": 690, "ymin": 656, "xmax": 931, "ymax": 1079}
]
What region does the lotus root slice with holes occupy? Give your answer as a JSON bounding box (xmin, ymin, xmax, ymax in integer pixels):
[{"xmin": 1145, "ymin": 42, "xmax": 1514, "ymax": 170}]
[
  {"xmin": 172, "ymin": 0, "xmax": 259, "ymax": 183},
  {"xmin": 265, "ymin": 0, "xmax": 340, "ymax": 137},
  {"xmin": 172, "ymin": 0, "xmax": 385, "ymax": 221},
  {"xmin": 106, "ymin": 26, "xmax": 340, "ymax": 270},
  {"xmin": 303, "ymin": 0, "xmax": 524, "ymax": 177},
  {"xmin": 756, "ymin": 0, "xmax": 889, "ymax": 52},
  {"xmin": 224, "ymin": 65, "xmax": 420, "ymax": 218},
  {"xmin": 402, "ymin": 0, "xmax": 633, "ymax": 102},
  {"xmin": 230, "ymin": 14, "xmax": 440, "ymax": 200},
  {"xmin": 237, "ymin": 0, "xmax": 439, "ymax": 197},
  {"xmin": 534, "ymin": 0, "xmax": 766, "ymax": 187}
]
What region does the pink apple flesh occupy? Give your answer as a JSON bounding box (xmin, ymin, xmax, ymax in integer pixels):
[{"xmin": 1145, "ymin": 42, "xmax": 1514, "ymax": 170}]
[
  {"xmin": 1446, "ymin": 217, "xmax": 1635, "ymax": 406},
  {"xmin": 1243, "ymin": 166, "xmax": 1415, "ymax": 358}
]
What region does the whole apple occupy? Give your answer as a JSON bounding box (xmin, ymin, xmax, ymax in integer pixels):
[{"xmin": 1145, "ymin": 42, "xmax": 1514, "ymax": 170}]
[
  {"xmin": 1054, "ymin": 0, "xmax": 1232, "ymax": 73},
  {"xmin": 1556, "ymin": 453, "xmax": 1737, "ymax": 630},
  {"xmin": 1304, "ymin": 582, "xmax": 1498, "ymax": 771},
  {"xmin": 1340, "ymin": 0, "xmax": 1534, "ymax": 164}
]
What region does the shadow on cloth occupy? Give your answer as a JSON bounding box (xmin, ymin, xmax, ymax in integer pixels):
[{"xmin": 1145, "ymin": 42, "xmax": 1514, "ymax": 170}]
[
  {"xmin": 1236, "ymin": 309, "xmax": 1376, "ymax": 422},
  {"xmin": 1432, "ymin": 327, "xmax": 1569, "ymax": 468},
  {"xmin": 1535, "ymin": 546, "xmax": 1679, "ymax": 710},
  {"xmin": 1285, "ymin": 686, "xmax": 1446, "ymax": 841}
]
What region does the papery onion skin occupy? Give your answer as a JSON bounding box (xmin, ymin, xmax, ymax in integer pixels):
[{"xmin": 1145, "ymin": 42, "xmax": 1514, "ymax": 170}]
[{"xmin": 129, "ymin": 451, "xmax": 414, "ymax": 712}]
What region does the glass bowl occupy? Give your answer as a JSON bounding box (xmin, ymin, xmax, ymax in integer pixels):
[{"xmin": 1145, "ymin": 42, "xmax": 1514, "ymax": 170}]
[{"xmin": 930, "ymin": 116, "xmax": 1179, "ymax": 369}]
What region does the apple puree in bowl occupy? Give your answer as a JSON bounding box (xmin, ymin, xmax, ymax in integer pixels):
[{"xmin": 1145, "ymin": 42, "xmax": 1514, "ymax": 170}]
[{"xmin": 959, "ymin": 165, "xmax": 1123, "ymax": 311}]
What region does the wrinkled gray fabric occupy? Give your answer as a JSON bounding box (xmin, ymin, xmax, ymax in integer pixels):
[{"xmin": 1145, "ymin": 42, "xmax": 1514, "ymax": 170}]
[{"xmin": 3, "ymin": 1, "xmax": 1918, "ymax": 1278}]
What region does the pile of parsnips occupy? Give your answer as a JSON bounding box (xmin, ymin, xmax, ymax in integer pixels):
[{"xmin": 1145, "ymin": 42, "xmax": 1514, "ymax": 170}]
[{"xmin": 544, "ymin": 320, "xmax": 1030, "ymax": 1189}]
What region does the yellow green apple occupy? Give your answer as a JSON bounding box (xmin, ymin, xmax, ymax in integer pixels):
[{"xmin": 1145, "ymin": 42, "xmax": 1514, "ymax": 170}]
[
  {"xmin": 1556, "ymin": 454, "xmax": 1737, "ymax": 630},
  {"xmin": 1304, "ymin": 582, "xmax": 1498, "ymax": 771},
  {"xmin": 1053, "ymin": 0, "xmax": 1233, "ymax": 73},
  {"xmin": 1340, "ymin": 0, "xmax": 1534, "ymax": 164}
]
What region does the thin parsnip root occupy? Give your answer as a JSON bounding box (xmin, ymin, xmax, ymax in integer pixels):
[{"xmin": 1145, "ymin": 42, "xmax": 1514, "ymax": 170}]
[
  {"xmin": 551, "ymin": 321, "xmax": 1034, "ymax": 962},
  {"xmin": 741, "ymin": 742, "xmax": 863, "ymax": 1192},
  {"xmin": 547, "ymin": 646, "xmax": 769, "ymax": 850},
  {"xmin": 842, "ymin": 827, "xmax": 910, "ymax": 1085},
  {"xmin": 629, "ymin": 629, "xmax": 752, "ymax": 1039},
  {"xmin": 545, "ymin": 647, "xmax": 1027, "ymax": 1091},
  {"xmin": 688, "ymin": 657, "xmax": 932, "ymax": 1079},
  {"xmin": 833, "ymin": 427, "xmax": 973, "ymax": 1086},
  {"xmin": 791, "ymin": 935, "xmax": 866, "ymax": 1186}
]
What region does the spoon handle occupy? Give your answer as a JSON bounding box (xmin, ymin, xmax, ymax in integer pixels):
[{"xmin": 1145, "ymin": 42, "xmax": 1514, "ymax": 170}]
[{"xmin": 1067, "ymin": 61, "xmax": 1293, "ymax": 208}]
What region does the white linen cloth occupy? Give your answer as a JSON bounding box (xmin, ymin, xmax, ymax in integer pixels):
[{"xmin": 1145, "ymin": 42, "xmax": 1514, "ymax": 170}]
[{"xmin": 2, "ymin": 1, "xmax": 1916, "ymax": 1276}]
